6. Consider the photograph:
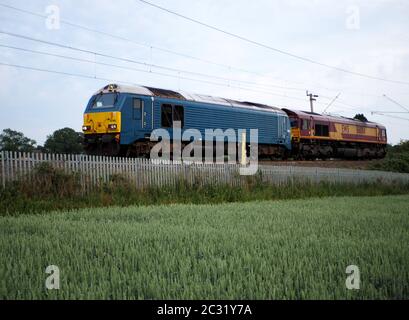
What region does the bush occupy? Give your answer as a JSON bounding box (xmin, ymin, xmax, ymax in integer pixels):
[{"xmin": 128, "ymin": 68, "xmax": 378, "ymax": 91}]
[
  {"xmin": 24, "ymin": 162, "xmax": 81, "ymax": 197},
  {"xmin": 370, "ymin": 141, "xmax": 409, "ymax": 173},
  {"xmin": 371, "ymin": 156, "xmax": 409, "ymax": 173}
]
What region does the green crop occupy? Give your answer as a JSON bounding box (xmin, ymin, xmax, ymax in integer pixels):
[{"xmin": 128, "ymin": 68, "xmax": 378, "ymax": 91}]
[{"xmin": 1, "ymin": 195, "xmax": 409, "ymax": 300}]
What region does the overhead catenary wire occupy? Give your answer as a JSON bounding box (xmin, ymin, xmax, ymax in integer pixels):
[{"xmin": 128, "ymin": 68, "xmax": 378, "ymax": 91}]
[
  {"xmin": 1, "ymin": 42, "xmax": 392, "ymax": 116},
  {"xmin": 0, "ymin": 4, "xmax": 407, "ymax": 118},
  {"xmin": 0, "ymin": 36, "xmax": 397, "ymax": 117},
  {"xmin": 320, "ymin": 94, "xmax": 374, "ymax": 112},
  {"xmin": 138, "ymin": 0, "xmax": 409, "ymax": 86},
  {"xmin": 371, "ymin": 112, "xmax": 409, "ymax": 122},
  {"xmin": 383, "ymin": 94, "xmax": 409, "ymax": 113},
  {"xmin": 323, "ymin": 93, "xmax": 341, "ymax": 114},
  {"xmin": 2, "ymin": 1, "xmax": 406, "ymax": 98},
  {"xmin": 326, "ymin": 94, "xmax": 409, "ymax": 117},
  {"xmin": 329, "ymin": 99, "xmax": 409, "ymax": 121},
  {"xmin": 0, "ymin": 60, "xmax": 308, "ymax": 104},
  {"xmin": 0, "ymin": 32, "xmax": 394, "ymax": 114},
  {"xmin": 0, "ymin": 61, "xmax": 137, "ymax": 86},
  {"xmin": 319, "ymin": 96, "xmax": 382, "ymax": 115},
  {"xmin": 0, "ymin": 31, "xmax": 308, "ymax": 93},
  {"xmin": 329, "ymin": 108, "xmax": 409, "ymax": 125},
  {"xmin": 1, "ymin": 58, "xmax": 405, "ymax": 124},
  {"xmin": 371, "ymin": 111, "xmax": 409, "ymax": 114},
  {"xmin": 0, "ymin": 45, "xmax": 308, "ymax": 102},
  {"xmin": 0, "ymin": 2, "xmax": 310, "ymax": 89}
]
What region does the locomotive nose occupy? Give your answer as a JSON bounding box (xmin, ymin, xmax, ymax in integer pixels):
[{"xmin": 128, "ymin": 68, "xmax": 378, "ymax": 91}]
[
  {"xmin": 83, "ymin": 111, "xmax": 122, "ymax": 156},
  {"xmin": 83, "ymin": 111, "xmax": 121, "ymax": 134}
]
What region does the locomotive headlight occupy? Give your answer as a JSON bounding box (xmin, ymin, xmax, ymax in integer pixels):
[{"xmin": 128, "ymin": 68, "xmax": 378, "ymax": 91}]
[
  {"xmin": 82, "ymin": 126, "xmax": 91, "ymax": 132},
  {"xmin": 108, "ymin": 124, "xmax": 118, "ymax": 130}
]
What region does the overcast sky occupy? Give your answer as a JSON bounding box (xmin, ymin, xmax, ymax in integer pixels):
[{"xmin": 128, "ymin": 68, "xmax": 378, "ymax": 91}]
[{"xmin": 0, "ymin": 0, "xmax": 408, "ymax": 145}]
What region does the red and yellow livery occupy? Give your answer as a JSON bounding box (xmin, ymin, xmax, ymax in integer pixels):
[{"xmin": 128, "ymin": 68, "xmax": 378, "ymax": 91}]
[{"xmin": 283, "ymin": 109, "xmax": 387, "ymax": 159}]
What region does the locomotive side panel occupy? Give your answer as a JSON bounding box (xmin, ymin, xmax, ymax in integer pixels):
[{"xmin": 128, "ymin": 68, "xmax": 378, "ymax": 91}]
[
  {"xmin": 149, "ymin": 97, "xmax": 292, "ymax": 158},
  {"xmin": 152, "ymin": 98, "xmax": 290, "ymax": 146}
]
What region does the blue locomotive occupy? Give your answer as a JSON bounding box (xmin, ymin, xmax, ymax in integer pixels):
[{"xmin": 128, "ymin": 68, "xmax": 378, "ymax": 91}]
[{"xmin": 83, "ymin": 84, "xmax": 292, "ymax": 159}]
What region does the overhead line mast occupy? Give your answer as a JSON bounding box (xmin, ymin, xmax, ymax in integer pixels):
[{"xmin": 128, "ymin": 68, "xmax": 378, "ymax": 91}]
[{"xmin": 306, "ymin": 91, "xmax": 319, "ymax": 113}]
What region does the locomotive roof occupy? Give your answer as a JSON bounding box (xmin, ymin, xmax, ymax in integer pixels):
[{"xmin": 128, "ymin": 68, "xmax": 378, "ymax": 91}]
[
  {"xmin": 95, "ymin": 84, "xmax": 287, "ymax": 115},
  {"xmin": 283, "ymin": 108, "xmax": 385, "ymax": 129}
]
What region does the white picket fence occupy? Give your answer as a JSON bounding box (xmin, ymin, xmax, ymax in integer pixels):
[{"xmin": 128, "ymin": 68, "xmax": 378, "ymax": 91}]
[{"xmin": 1, "ymin": 151, "xmax": 409, "ymax": 192}]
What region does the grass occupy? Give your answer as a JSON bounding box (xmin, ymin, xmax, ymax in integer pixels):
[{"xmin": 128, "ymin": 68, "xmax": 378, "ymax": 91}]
[
  {"xmin": 2, "ymin": 175, "xmax": 409, "ymax": 217},
  {"xmin": 2, "ymin": 161, "xmax": 409, "ymax": 217},
  {"xmin": 2, "ymin": 181, "xmax": 409, "ymax": 216},
  {"xmin": 1, "ymin": 195, "xmax": 409, "ymax": 300}
]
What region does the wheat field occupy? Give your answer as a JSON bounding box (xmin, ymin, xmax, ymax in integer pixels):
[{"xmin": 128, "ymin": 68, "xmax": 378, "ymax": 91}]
[{"xmin": 1, "ymin": 195, "xmax": 408, "ymax": 299}]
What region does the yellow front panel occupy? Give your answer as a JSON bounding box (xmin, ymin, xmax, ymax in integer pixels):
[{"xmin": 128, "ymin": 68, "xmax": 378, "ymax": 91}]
[
  {"xmin": 83, "ymin": 112, "xmax": 121, "ymax": 134},
  {"xmin": 291, "ymin": 128, "xmax": 301, "ymax": 142}
]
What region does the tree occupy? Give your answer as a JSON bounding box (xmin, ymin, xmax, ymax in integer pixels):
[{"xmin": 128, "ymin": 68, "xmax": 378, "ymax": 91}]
[
  {"xmin": 44, "ymin": 128, "xmax": 84, "ymax": 154},
  {"xmin": 0, "ymin": 128, "xmax": 37, "ymax": 152},
  {"xmin": 36, "ymin": 145, "xmax": 48, "ymax": 153},
  {"xmin": 354, "ymin": 114, "xmax": 368, "ymax": 122}
]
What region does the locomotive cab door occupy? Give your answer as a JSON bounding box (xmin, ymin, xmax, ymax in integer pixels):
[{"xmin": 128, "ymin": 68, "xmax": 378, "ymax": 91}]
[
  {"xmin": 130, "ymin": 96, "xmax": 152, "ymax": 137},
  {"xmin": 309, "ymin": 116, "xmax": 314, "ymax": 136},
  {"xmin": 300, "ymin": 117, "xmax": 313, "ymax": 137},
  {"xmin": 376, "ymin": 126, "xmax": 381, "ymax": 142}
]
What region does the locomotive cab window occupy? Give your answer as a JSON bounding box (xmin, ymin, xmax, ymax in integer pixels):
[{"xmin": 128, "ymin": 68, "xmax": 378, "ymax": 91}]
[
  {"xmin": 161, "ymin": 104, "xmax": 173, "ymax": 128},
  {"xmin": 133, "ymin": 99, "xmax": 143, "ymax": 120},
  {"xmin": 290, "ymin": 118, "xmax": 298, "ymax": 128},
  {"xmin": 93, "ymin": 93, "xmax": 117, "ymax": 109},
  {"xmin": 173, "ymin": 105, "xmax": 185, "ymax": 128},
  {"xmin": 315, "ymin": 124, "xmax": 329, "ymax": 137},
  {"xmin": 301, "ymin": 119, "xmax": 310, "ymax": 130}
]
